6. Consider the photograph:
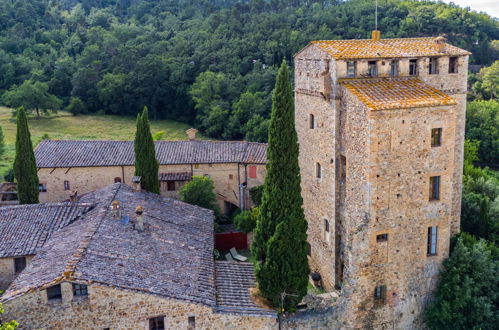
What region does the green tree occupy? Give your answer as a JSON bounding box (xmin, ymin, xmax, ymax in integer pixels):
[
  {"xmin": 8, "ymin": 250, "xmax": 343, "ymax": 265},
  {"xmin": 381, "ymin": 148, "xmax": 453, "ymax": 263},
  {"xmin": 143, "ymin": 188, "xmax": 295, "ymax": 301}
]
[
  {"xmin": 0, "ymin": 125, "xmax": 5, "ymax": 157},
  {"xmin": 465, "ymin": 100, "xmax": 499, "ymax": 165},
  {"xmin": 234, "ymin": 207, "xmax": 259, "ymax": 234},
  {"xmin": 252, "ymin": 61, "xmax": 309, "ymax": 310},
  {"xmin": 2, "ymin": 80, "xmax": 62, "ymax": 118},
  {"xmin": 65, "ymin": 96, "xmax": 87, "ymax": 116},
  {"xmin": 426, "ymin": 237, "xmax": 499, "ymax": 329},
  {"xmin": 134, "ymin": 106, "xmax": 160, "ymax": 194},
  {"xmin": 13, "ymin": 107, "xmax": 39, "ymax": 204},
  {"xmin": 179, "ymin": 176, "xmax": 219, "ymax": 212}
]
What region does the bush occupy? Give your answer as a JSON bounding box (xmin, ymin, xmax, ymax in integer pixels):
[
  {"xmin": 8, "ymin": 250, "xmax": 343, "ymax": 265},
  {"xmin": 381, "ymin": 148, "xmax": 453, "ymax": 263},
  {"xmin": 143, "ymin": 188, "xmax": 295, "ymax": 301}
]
[
  {"xmin": 180, "ymin": 176, "xmax": 219, "ymax": 214},
  {"xmin": 249, "ymin": 185, "xmax": 264, "ymax": 206},
  {"xmin": 234, "ymin": 207, "xmax": 259, "ymax": 234}
]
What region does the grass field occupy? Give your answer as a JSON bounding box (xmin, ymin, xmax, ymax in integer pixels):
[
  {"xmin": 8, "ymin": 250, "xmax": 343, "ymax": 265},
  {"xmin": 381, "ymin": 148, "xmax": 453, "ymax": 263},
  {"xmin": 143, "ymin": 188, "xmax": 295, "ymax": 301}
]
[{"xmin": 0, "ymin": 106, "xmax": 195, "ymax": 177}]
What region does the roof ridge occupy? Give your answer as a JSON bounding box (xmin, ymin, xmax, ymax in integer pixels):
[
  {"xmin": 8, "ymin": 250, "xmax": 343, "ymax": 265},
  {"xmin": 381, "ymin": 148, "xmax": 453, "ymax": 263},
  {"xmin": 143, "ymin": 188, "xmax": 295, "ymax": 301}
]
[
  {"xmin": 313, "ymin": 36, "xmax": 437, "ymax": 42},
  {"xmin": 0, "ymin": 202, "xmax": 92, "ymax": 211}
]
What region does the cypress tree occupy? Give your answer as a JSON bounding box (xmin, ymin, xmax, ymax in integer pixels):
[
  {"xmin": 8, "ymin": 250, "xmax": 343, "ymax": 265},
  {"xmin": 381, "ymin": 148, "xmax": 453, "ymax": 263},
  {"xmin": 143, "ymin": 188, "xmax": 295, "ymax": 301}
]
[
  {"xmin": 134, "ymin": 106, "xmax": 160, "ymax": 194},
  {"xmin": 14, "ymin": 106, "xmax": 39, "ymax": 204},
  {"xmin": 252, "ymin": 61, "xmax": 309, "ymax": 310}
]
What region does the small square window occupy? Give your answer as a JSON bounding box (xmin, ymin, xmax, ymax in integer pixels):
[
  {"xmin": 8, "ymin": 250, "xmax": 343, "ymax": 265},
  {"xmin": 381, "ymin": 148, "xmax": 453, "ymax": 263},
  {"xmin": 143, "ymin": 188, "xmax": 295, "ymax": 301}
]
[
  {"xmin": 14, "ymin": 257, "xmax": 26, "ymax": 273},
  {"xmin": 47, "ymin": 284, "xmax": 62, "ymax": 300},
  {"xmin": 64, "ymin": 180, "xmax": 70, "ymax": 191},
  {"xmin": 429, "ymin": 176, "xmax": 440, "ymax": 201},
  {"xmin": 166, "ymin": 181, "xmax": 176, "ymax": 191},
  {"xmin": 73, "ymin": 283, "xmax": 88, "ymax": 297},
  {"xmin": 229, "ymin": 174, "xmax": 233, "ymax": 180},
  {"xmin": 188, "ymin": 316, "xmax": 196, "ymax": 329},
  {"xmin": 448, "ymin": 57, "xmax": 458, "ymax": 73},
  {"xmin": 368, "ymin": 61, "xmax": 378, "ymax": 76},
  {"xmin": 149, "ymin": 316, "xmax": 165, "ymax": 330},
  {"xmin": 347, "ymin": 61, "xmax": 356, "ymax": 77},
  {"xmin": 374, "ymin": 285, "xmax": 386, "ymax": 303},
  {"xmin": 39, "ymin": 183, "xmax": 47, "ymax": 192},
  {"xmin": 431, "ymin": 128, "xmax": 442, "ymax": 147},
  {"xmin": 376, "ymin": 233, "xmax": 388, "ymax": 242},
  {"xmin": 409, "ymin": 59, "xmax": 418, "ymax": 76}
]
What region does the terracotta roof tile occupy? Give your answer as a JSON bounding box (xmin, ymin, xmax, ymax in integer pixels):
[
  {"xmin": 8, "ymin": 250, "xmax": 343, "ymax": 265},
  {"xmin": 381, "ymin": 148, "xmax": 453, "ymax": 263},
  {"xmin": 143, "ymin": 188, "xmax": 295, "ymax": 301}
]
[
  {"xmin": 311, "ymin": 37, "xmax": 470, "ymax": 59},
  {"xmin": 340, "ymin": 77, "xmax": 457, "ymax": 110},
  {"xmin": 35, "ymin": 140, "xmax": 267, "ymax": 168}
]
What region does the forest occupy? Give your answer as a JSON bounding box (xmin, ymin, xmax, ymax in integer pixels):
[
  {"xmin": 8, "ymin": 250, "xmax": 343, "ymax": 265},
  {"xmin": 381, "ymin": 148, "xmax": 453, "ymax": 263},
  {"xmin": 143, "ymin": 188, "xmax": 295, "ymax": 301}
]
[{"xmin": 0, "ymin": 0, "xmax": 498, "ymax": 143}]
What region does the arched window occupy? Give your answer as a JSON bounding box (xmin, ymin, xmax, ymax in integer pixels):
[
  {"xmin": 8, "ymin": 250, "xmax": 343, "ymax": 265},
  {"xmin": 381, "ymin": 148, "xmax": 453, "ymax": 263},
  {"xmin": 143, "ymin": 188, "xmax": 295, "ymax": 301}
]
[
  {"xmin": 309, "ymin": 114, "xmax": 315, "ymax": 129},
  {"xmin": 316, "ymin": 163, "xmax": 321, "ymax": 178},
  {"xmin": 114, "ymin": 177, "xmax": 122, "ymax": 183}
]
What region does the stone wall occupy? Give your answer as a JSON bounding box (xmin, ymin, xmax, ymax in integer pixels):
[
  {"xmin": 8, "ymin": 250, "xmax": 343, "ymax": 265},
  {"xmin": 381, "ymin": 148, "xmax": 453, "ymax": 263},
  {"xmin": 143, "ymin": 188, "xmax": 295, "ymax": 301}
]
[
  {"xmin": 1, "ymin": 282, "xmax": 277, "ymax": 330},
  {"xmin": 38, "ymin": 163, "xmax": 265, "ymax": 212},
  {"xmin": 0, "ymin": 256, "xmax": 34, "ymax": 291}
]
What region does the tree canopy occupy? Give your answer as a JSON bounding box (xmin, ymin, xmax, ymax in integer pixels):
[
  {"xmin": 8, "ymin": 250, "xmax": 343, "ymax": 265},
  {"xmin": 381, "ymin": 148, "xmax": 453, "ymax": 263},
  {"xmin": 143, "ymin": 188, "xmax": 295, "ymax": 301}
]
[
  {"xmin": 134, "ymin": 106, "xmax": 160, "ymax": 194},
  {"xmin": 2, "ymin": 80, "xmax": 61, "ymax": 118}
]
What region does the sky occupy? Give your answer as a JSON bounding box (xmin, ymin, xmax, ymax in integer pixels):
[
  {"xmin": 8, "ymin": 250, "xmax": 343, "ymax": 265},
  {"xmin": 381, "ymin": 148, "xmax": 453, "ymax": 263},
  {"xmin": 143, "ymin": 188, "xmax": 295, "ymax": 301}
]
[{"xmin": 441, "ymin": 0, "xmax": 499, "ymax": 18}]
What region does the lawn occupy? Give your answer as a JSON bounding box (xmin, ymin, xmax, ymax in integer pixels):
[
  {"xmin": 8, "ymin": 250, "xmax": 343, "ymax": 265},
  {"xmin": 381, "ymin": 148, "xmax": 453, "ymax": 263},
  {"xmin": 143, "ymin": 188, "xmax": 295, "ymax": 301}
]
[{"xmin": 0, "ymin": 106, "xmax": 195, "ymax": 178}]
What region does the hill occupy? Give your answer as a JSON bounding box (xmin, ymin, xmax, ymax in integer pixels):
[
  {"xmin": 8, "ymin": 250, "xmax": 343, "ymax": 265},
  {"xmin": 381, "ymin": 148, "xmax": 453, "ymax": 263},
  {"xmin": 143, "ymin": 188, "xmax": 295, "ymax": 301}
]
[{"xmin": 0, "ymin": 107, "xmax": 193, "ymax": 177}]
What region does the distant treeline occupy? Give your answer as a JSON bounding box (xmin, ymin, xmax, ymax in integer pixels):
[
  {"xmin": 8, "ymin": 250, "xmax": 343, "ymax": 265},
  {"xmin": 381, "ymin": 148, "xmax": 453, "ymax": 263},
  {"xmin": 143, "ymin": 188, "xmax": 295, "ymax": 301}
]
[{"xmin": 0, "ymin": 0, "xmax": 498, "ymax": 141}]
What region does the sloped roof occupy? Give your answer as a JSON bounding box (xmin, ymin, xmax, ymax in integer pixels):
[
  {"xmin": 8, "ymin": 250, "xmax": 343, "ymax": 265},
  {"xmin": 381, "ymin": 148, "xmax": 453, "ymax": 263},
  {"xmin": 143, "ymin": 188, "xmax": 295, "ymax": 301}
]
[
  {"xmin": 310, "ymin": 37, "xmax": 470, "ymax": 59},
  {"xmin": 35, "ymin": 140, "xmax": 267, "ymax": 168},
  {"xmin": 215, "ymin": 261, "xmax": 276, "ymax": 317},
  {"xmin": 0, "ymin": 203, "xmax": 92, "ymax": 258},
  {"xmin": 159, "ymin": 172, "xmax": 192, "ymax": 181},
  {"xmin": 340, "ymin": 77, "xmax": 457, "ymax": 110},
  {"xmin": 2, "ymin": 184, "xmax": 217, "ymax": 307}
]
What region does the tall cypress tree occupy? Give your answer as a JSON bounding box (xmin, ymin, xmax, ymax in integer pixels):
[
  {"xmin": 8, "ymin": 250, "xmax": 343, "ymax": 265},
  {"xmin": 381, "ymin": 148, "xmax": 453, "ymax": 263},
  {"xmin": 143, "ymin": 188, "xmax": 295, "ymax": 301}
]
[
  {"xmin": 134, "ymin": 106, "xmax": 160, "ymax": 194},
  {"xmin": 14, "ymin": 106, "xmax": 39, "ymax": 204},
  {"xmin": 252, "ymin": 61, "xmax": 309, "ymax": 310}
]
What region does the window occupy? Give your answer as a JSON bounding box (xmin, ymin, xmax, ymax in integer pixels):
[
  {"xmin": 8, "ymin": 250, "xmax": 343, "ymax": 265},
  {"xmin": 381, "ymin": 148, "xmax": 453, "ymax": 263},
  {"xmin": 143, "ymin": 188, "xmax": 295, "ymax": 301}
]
[
  {"xmin": 429, "ymin": 57, "xmax": 439, "ymax": 74},
  {"xmin": 376, "ymin": 233, "xmax": 388, "ymax": 242},
  {"xmin": 409, "ymin": 59, "xmax": 418, "ymax": 76},
  {"xmin": 39, "ymin": 183, "xmax": 47, "ymax": 192},
  {"xmin": 431, "ymin": 128, "xmax": 442, "ymax": 147},
  {"xmin": 166, "ymin": 181, "xmax": 176, "ymax": 191},
  {"xmin": 63, "ymin": 180, "xmax": 70, "ymax": 191},
  {"xmin": 14, "ymin": 257, "xmax": 26, "ymax": 273},
  {"xmin": 229, "ymin": 174, "xmax": 233, "ymax": 180},
  {"xmin": 374, "ymin": 285, "xmax": 387, "ymax": 303},
  {"xmin": 429, "ymin": 176, "xmax": 440, "ymax": 201},
  {"xmin": 248, "ymin": 165, "xmax": 257, "ymax": 179},
  {"xmin": 316, "ymin": 163, "xmax": 321, "ymax": 178},
  {"xmin": 47, "ymin": 284, "xmax": 62, "ymax": 300},
  {"xmin": 368, "ymin": 61, "xmax": 377, "ymax": 76},
  {"xmin": 149, "ymin": 316, "xmax": 165, "ymax": 330},
  {"xmin": 188, "ymin": 316, "xmax": 196, "ymax": 329},
  {"xmin": 114, "ymin": 177, "xmax": 122, "ymax": 183},
  {"xmin": 347, "ymin": 61, "xmax": 356, "ymax": 77},
  {"xmin": 73, "ymin": 283, "xmax": 88, "ymax": 297},
  {"xmin": 309, "ymin": 114, "xmax": 315, "ymax": 129},
  {"xmin": 448, "ymin": 57, "xmax": 458, "ymax": 73},
  {"xmin": 340, "ymin": 155, "xmax": 346, "ymax": 184},
  {"xmin": 427, "ymin": 226, "xmax": 438, "ymax": 256},
  {"xmin": 389, "ymin": 60, "xmax": 399, "ymax": 76},
  {"xmin": 324, "ymin": 219, "xmax": 330, "ymax": 233},
  {"xmin": 194, "ymin": 164, "xmax": 199, "ymax": 169}
]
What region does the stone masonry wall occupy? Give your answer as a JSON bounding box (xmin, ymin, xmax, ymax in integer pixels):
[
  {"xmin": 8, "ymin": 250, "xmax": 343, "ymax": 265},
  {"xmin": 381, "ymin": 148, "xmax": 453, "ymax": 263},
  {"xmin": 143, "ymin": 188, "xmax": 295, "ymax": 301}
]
[
  {"xmin": 0, "ymin": 256, "xmax": 34, "ymax": 291},
  {"xmin": 38, "ymin": 163, "xmax": 265, "ymax": 212},
  {"xmin": 1, "ymin": 282, "xmax": 277, "ymax": 330}
]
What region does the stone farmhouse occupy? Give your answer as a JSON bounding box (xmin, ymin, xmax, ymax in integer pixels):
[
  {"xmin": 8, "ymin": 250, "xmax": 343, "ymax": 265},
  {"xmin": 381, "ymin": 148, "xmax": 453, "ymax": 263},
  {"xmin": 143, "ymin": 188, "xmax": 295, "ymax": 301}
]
[
  {"xmin": 34, "ymin": 129, "xmax": 267, "ymax": 215},
  {"xmin": 295, "ymin": 32, "xmax": 469, "ymax": 328},
  {"xmin": 0, "ymin": 183, "xmax": 276, "ymax": 329}
]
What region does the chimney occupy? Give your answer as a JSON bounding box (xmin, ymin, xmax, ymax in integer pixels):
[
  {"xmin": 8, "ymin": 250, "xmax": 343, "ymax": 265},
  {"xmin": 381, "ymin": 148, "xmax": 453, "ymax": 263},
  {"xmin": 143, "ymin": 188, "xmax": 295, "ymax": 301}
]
[
  {"xmin": 69, "ymin": 191, "xmax": 78, "ymax": 203},
  {"xmin": 372, "ymin": 30, "xmax": 381, "ymax": 41},
  {"xmin": 111, "ymin": 201, "xmax": 121, "ymax": 218},
  {"xmin": 135, "ymin": 205, "xmax": 144, "ymax": 232},
  {"xmin": 186, "ymin": 128, "xmax": 198, "ymax": 141},
  {"xmin": 434, "ymin": 35, "xmax": 447, "ymax": 53},
  {"xmin": 132, "ymin": 176, "xmax": 141, "ymax": 192}
]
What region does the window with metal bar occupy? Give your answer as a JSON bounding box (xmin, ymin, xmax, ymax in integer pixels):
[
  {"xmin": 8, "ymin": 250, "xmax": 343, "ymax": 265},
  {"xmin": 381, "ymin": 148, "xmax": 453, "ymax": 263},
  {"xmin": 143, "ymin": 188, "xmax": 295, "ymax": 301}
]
[
  {"xmin": 429, "ymin": 176, "xmax": 440, "ymax": 201},
  {"xmin": 427, "ymin": 226, "xmax": 438, "ymax": 256}
]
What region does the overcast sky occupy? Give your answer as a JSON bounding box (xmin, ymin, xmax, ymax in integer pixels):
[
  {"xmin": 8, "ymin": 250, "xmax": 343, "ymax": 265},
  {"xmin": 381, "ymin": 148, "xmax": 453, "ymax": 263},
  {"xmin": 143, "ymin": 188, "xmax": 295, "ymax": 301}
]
[{"xmin": 441, "ymin": 0, "xmax": 499, "ymax": 18}]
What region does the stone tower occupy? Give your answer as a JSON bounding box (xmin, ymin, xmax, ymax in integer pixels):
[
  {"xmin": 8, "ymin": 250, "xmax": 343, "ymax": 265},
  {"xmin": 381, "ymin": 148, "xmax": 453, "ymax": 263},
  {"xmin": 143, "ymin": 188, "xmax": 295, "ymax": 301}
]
[{"xmin": 294, "ymin": 33, "xmax": 469, "ymax": 328}]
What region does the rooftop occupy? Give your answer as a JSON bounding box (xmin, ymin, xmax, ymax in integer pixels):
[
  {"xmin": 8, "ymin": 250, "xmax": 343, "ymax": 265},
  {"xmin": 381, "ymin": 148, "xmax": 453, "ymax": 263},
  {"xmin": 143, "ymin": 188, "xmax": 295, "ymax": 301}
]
[
  {"xmin": 340, "ymin": 77, "xmax": 457, "ymax": 110},
  {"xmin": 35, "ymin": 140, "xmax": 267, "ymax": 168},
  {"xmin": 310, "ymin": 37, "xmax": 470, "ymax": 59},
  {"xmin": 2, "ymin": 184, "xmax": 216, "ymax": 306}
]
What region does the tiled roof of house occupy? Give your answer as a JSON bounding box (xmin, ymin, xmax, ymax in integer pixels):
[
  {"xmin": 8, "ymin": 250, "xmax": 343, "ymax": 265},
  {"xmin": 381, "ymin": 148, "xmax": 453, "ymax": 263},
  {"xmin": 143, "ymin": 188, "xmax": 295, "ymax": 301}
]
[
  {"xmin": 311, "ymin": 37, "xmax": 470, "ymax": 59},
  {"xmin": 2, "ymin": 184, "xmax": 217, "ymax": 307},
  {"xmin": 159, "ymin": 172, "xmax": 192, "ymax": 181},
  {"xmin": 0, "ymin": 203, "xmax": 92, "ymax": 258},
  {"xmin": 340, "ymin": 77, "xmax": 457, "ymax": 110},
  {"xmin": 215, "ymin": 261, "xmax": 276, "ymax": 317},
  {"xmin": 35, "ymin": 140, "xmax": 267, "ymax": 168}
]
